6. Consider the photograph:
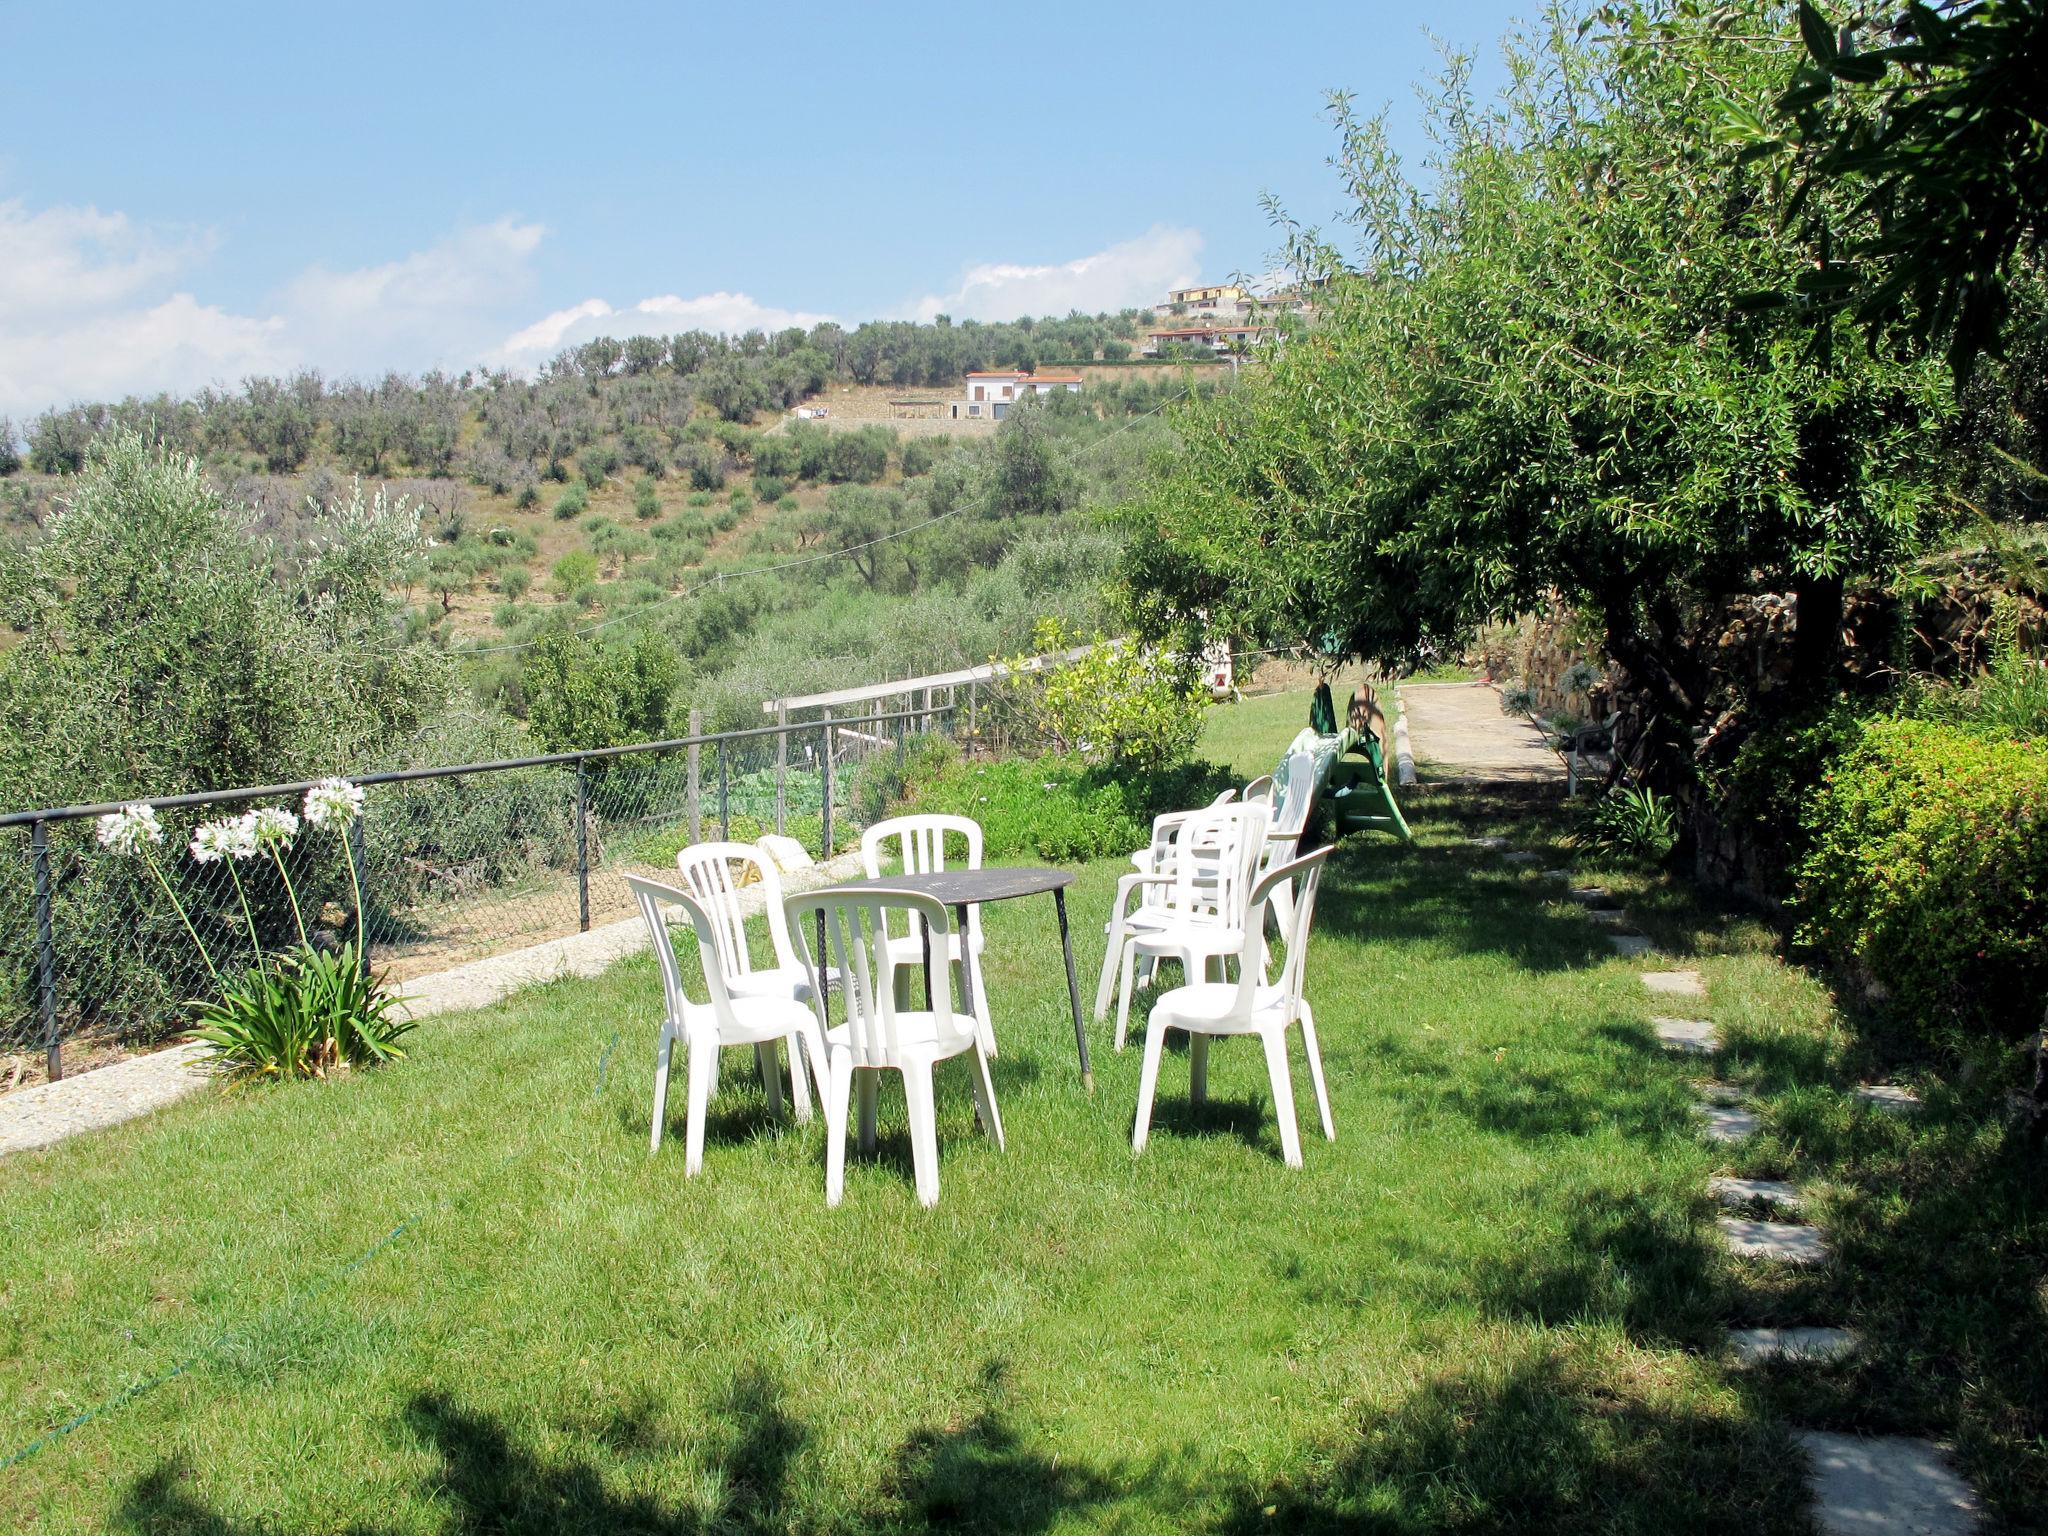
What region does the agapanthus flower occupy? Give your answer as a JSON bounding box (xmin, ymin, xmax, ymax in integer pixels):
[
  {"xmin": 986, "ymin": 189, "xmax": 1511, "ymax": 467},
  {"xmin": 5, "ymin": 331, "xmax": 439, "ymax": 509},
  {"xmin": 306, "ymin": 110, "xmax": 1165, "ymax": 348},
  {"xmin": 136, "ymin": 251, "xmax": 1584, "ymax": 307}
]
[
  {"xmin": 95, "ymin": 804, "xmax": 163, "ymax": 856},
  {"xmin": 303, "ymin": 777, "xmax": 365, "ymax": 830},
  {"xmin": 190, "ymin": 817, "xmax": 258, "ymax": 864},
  {"xmin": 243, "ymin": 806, "xmax": 300, "ymax": 847}
]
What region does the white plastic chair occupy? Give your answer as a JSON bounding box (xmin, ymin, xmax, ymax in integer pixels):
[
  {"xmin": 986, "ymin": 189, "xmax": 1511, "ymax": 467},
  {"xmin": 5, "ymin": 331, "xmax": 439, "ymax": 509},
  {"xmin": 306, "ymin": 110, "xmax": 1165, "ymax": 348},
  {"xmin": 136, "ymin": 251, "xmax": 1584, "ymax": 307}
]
[
  {"xmin": 1258, "ymin": 750, "xmax": 1320, "ymax": 936},
  {"xmin": 1132, "ymin": 846, "xmax": 1334, "ymax": 1168},
  {"xmin": 1101, "ymin": 802, "xmax": 1271, "ymax": 1052},
  {"xmin": 860, "ymin": 814, "xmax": 993, "ymax": 1055},
  {"xmin": 626, "ymin": 874, "xmax": 829, "ymax": 1176},
  {"xmin": 787, "ymin": 885, "xmax": 1003, "ymax": 1208},
  {"xmin": 1242, "ymin": 774, "xmax": 1277, "ymax": 809}
]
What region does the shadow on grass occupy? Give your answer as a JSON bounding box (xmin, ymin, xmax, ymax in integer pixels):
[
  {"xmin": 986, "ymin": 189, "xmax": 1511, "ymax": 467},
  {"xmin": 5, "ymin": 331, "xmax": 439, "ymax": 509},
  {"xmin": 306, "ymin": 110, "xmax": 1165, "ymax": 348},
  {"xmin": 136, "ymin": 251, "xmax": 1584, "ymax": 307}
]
[
  {"xmin": 116, "ymin": 1359, "xmax": 1120, "ymax": 1535},
  {"xmin": 1211, "ymin": 1339, "xmax": 1810, "ymax": 1536}
]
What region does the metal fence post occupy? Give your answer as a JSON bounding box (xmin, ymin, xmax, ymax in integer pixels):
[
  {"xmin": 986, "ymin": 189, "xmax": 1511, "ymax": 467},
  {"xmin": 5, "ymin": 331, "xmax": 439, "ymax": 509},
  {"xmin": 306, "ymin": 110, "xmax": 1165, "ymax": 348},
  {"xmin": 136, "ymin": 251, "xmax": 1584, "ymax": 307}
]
[
  {"xmin": 349, "ymin": 812, "xmax": 371, "ymax": 979},
  {"xmin": 687, "ymin": 708, "xmax": 702, "ymax": 845},
  {"xmin": 32, "ymin": 819, "xmax": 59, "ymax": 1082},
  {"xmin": 821, "ymin": 714, "xmax": 833, "ymax": 858},
  {"xmin": 718, "ymin": 739, "xmax": 730, "ymax": 838},
  {"xmin": 575, "ymin": 758, "xmax": 591, "ymax": 933},
  {"xmin": 774, "ymin": 704, "xmax": 788, "ymax": 836}
]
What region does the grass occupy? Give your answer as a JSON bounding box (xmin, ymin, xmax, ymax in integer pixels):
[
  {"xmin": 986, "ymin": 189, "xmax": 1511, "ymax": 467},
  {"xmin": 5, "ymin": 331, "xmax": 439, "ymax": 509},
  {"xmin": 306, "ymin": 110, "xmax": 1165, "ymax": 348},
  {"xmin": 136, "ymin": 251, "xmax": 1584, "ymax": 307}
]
[{"xmin": 0, "ymin": 694, "xmax": 2040, "ymax": 1532}]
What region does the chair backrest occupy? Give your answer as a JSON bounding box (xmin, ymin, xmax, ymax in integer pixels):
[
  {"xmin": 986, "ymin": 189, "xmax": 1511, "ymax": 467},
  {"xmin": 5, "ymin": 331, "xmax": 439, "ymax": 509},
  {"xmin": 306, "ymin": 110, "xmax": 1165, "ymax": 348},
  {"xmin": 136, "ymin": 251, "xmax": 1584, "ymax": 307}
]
[
  {"xmin": 1270, "ymin": 750, "xmax": 1318, "ymax": 842},
  {"xmin": 862, "ymin": 814, "xmax": 983, "ymax": 944},
  {"xmin": 1162, "ymin": 802, "xmax": 1268, "ymax": 926},
  {"xmin": 786, "ymin": 886, "xmax": 958, "ymax": 1068},
  {"xmin": 1243, "ymin": 774, "xmax": 1277, "ymax": 809},
  {"xmin": 1229, "ymin": 845, "xmax": 1332, "ymax": 1019},
  {"xmin": 673, "ymin": 841, "xmax": 795, "ymax": 984},
  {"xmin": 623, "ymin": 873, "xmax": 739, "ymax": 1028}
]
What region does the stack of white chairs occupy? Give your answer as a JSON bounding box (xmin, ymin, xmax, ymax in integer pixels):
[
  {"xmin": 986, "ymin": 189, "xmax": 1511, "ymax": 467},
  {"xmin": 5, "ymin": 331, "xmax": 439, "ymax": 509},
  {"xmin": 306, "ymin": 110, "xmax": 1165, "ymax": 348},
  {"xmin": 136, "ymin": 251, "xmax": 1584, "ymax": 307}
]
[
  {"xmin": 1097, "ymin": 801, "xmax": 1271, "ymax": 1052},
  {"xmin": 788, "ymin": 885, "xmax": 1003, "ymax": 1208},
  {"xmin": 627, "ymin": 872, "xmax": 828, "ymax": 1176},
  {"xmin": 1132, "ymin": 845, "xmax": 1334, "ymax": 1167}
]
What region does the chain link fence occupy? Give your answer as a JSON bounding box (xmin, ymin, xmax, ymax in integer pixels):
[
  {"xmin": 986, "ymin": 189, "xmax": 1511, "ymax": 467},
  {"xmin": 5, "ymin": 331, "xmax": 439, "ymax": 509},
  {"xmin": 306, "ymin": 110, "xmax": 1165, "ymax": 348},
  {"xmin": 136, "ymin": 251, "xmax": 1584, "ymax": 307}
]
[{"xmin": 1, "ymin": 705, "xmax": 956, "ymax": 1085}]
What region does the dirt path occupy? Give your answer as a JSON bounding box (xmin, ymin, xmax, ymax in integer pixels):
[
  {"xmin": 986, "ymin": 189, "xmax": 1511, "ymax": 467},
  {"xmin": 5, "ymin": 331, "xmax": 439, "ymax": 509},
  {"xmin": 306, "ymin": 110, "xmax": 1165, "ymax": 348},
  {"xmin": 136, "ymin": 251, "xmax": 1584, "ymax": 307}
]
[{"xmin": 1401, "ymin": 682, "xmax": 1565, "ymax": 784}]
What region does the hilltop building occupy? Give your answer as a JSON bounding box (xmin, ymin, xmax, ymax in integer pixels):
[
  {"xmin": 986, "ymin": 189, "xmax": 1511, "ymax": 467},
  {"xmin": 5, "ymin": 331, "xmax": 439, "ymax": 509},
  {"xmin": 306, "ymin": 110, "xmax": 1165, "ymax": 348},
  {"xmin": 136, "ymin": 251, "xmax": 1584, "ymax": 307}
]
[
  {"xmin": 1163, "ymin": 283, "xmax": 1246, "ymax": 315},
  {"xmin": 1142, "ymin": 324, "xmax": 1271, "ymax": 358},
  {"xmin": 948, "ymin": 369, "xmax": 1082, "ymax": 420}
]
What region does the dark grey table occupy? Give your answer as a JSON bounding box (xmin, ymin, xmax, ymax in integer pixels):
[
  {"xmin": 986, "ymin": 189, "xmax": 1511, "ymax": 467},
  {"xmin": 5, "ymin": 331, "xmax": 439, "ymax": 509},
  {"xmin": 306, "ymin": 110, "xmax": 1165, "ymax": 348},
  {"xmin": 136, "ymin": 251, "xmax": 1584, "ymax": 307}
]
[{"xmin": 812, "ymin": 867, "xmax": 1092, "ymax": 1091}]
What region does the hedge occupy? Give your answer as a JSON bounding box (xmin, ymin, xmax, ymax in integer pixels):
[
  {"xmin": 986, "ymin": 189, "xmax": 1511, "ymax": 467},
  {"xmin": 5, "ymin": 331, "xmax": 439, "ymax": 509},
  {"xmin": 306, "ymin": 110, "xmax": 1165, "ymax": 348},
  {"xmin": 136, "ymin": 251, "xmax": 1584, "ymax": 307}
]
[{"xmin": 1797, "ymin": 718, "xmax": 2048, "ymax": 1036}]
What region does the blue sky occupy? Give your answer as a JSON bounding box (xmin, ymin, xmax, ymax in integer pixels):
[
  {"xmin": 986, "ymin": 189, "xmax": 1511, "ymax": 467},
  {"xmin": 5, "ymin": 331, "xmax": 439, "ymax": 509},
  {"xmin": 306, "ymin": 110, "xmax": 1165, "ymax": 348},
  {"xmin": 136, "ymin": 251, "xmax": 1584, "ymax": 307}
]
[{"xmin": 0, "ymin": 0, "xmax": 1528, "ymax": 417}]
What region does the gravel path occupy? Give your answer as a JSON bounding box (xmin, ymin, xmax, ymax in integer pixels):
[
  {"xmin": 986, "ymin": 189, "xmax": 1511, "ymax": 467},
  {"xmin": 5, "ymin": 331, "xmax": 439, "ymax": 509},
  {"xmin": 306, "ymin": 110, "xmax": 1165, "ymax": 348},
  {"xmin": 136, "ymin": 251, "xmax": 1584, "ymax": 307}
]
[{"xmin": 1400, "ymin": 682, "xmax": 1565, "ymax": 784}]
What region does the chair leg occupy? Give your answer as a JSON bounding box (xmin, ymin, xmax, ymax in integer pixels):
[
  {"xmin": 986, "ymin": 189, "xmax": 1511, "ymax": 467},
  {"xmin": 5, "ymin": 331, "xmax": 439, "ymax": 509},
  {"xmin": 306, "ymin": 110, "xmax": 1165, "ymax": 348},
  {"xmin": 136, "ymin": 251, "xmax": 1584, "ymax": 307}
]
[
  {"xmin": 1260, "ymin": 1028, "xmax": 1303, "ymax": 1169},
  {"xmin": 824, "ymin": 1052, "xmax": 853, "ymax": 1208},
  {"xmin": 785, "ymin": 1032, "xmax": 814, "ymax": 1124},
  {"xmin": 797, "ymin": 1020, "xmax": 830, "ymax": 1125},
  {"xmin": 1114, "ymin": 942, "xmax": 1139, "ymax": 1053},
  {"xmin": 903, "ymin": 1068, "xmax": 941, "ymax": 1208},
  {"xmin": 1133, "ymin": 1014, "xmax": 1171, "ymax": 1153},
  {"xmin": 758, "ymin": 1041, "xmax": 784, "ymax": 1121},
  {"xmin": 1189, "ymin": 1033, "xmax": 1210, "ymax": 1107},
  {"xmin": 1298, "ymin": 1002, "xmax": 1334, "ymax": 1141},
  {"xmin": 684, "ymin": 1033, "xmax": 718, "ymax": 1177},
  {"xmin": 968, "ymin": 1045, "xmax": 1005, "ymax": 1150},
  {"xmin": 857, "ymin": 1066, "xmax": 879, "ymax": 1154},
  {"xmin": 964, "ymin": 947, "xmax": 996, "ymax": 1058},
  {"xmin": 649, "ymin": 1026, "xmax": 674, "ymax": 1154},
  {"xmin": 1093, "ymin": 916, "xmax": 1124, "ymax": 1021}
]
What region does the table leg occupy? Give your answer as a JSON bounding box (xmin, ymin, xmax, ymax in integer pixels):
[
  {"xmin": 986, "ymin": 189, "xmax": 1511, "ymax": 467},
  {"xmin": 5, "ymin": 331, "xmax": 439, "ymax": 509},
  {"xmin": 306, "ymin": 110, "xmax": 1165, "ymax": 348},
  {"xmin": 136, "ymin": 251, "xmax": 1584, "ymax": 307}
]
[
  {"xmin": 920, "ymin": 918, "xmax": 934, "ymax": 1011},
  {"xmin": 1053, "ymin": 887, "xmax": 1092, "ymax": 1092},
  {"xmin": 956, "ymin": 902, "xmax": 983, "ymax": 1132},
  {"xmin": 815, "ymin": 910, "xmax": 827, "ymax": 995}
]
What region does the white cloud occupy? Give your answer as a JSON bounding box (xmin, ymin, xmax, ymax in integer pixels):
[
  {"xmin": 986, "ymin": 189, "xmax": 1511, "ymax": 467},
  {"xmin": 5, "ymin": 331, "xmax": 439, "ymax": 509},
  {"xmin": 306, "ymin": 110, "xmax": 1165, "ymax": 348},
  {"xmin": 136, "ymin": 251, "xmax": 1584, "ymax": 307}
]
[
  {"xmin": 901, "ymin": 225, "xmax": 1205, "ymax": 322},
  {"xmin": 0, "ymin": 203, "xmax": 548, "ymax": 419},
  {"xmin": 492, "ymin": 290, "xmax": 836, "ymax": 367}
]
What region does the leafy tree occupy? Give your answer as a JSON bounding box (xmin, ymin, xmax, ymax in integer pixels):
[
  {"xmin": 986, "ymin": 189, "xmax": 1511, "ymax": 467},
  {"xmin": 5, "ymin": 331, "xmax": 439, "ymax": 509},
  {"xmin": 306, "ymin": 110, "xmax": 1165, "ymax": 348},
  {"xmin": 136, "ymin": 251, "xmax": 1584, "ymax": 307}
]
[
  {"xmin": 1124, "ymin": 3, "xmax": 1953, "ymax": 779},
  {"xmin": 242, "ymin": 374, "xmax": 319, "ymax": 472},
  {"xmin": 520, "ymin": 629, "xmax": 679, "ymax": 751},
  {"xmin": 622, "ymin": 335, "xmax": 667, "ymax": 376},
  {"xmin": 1741, "ymin": 0, "xmax": 2048, "ymax": 374},
  {"xmin": 0, "ymin": 417, "xmax": 20, "ymax": 476},
  {"xmin": 27, "ymin": 409, "xmax": 95, "ymax": 474},
  {"xmin": 550, "ymin": 548, "xmax": 598, "ymax": 596}
]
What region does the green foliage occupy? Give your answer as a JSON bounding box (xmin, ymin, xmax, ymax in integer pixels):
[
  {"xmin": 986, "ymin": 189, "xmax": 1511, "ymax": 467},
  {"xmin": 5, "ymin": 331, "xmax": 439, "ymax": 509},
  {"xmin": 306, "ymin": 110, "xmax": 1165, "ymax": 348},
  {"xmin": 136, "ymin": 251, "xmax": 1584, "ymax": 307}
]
[
  {"xmin": 753, "ymin": 474, "xmax": 787, "ymax": 504},
  {"xmin": 552, "ymin": 483, "xmax": 589, "ymax": 520},
  {"xmin": 1575, "ymin": 785, "xmax": 1680, "ymax": 864},
  {"xmin": 549, "ymin": 548, "xmax": 598, "ymax": 596},
  {"xmin": 189, "ymin": 943, "xmax": 413, "ymax": 1080},
  {"xmin": 633, "ymin": 477, "xmax": 661, "ymax": 520},
  {"xmin": 901, "ymin": 750, "xmax": 1233, "ymax": 863},
  {"xmin": 1901, "ymin": 637, "xmax": 2048, "ymax": 741},
  {"xmin": 0, "ymin": 434, "xmax": 444, "ymax": 808},
  {"xmin": 1797, "ymin": 717, "xmax": 2048, "ymax": 1036},
  {"xmin": 520, "ymin": 629, "xmax": 680, "ymax": 752},
  {"xmin": 1722, "ymin": 697, "xmax": 1871, "ymax": 888},
  {"xmin": 1124, "ymin": 4, "xmax": 1953, "ymax": 747},
  {"xmin": 990, "ymin": 619, "xmax": 1206, "ymax": 772}
]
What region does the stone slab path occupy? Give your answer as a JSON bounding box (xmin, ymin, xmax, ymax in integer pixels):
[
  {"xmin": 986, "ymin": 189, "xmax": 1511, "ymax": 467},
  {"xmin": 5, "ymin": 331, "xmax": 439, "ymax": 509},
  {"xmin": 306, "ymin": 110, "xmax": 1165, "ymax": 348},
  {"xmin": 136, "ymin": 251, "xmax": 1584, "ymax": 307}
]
[
  {"xmin": 1643, "ymin": 969, "xmax": 1707, "ymax": 998},
  {"xmin": 1697, "ymin": 1101, "xmax": 1761, "ymax": 1143},
  {"xmin": 1857, "ymin": 1083, "xmax": 1925, "ymax": 1114},
  {"xmin": 1796, "ymin": 1432, "xmax": 1982, "ymax": 1535},
  {"xmin": 1400, "ymin": 682, "xmax": 1565, "ymax": 784},
  {"xmin": 1717, "ymin": 1216, "xmax": 1832, "ymax": 1266},
  {"xmin": 1730, "ymin": 1327, "xmax": 1860, "ymax": 1367},
  {"xmin": 1655, "ymin": 1017, "xmax": 1720, "ymax": 1054},
  {"xmin": 0, "ymin": 850, "xmax": 868, "ymax": 1158},
  {"xmin": 1710, "ymin": 1175, "xmax": 1803, "ymax": 1212}
]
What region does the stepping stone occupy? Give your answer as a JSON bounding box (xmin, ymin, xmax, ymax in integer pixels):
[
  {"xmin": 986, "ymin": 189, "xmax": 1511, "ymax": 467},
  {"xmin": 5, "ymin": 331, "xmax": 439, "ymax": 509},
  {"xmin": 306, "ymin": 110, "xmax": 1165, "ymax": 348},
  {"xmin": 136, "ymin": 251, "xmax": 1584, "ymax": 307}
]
[
  {"xmin": 1588, "ymin": 907, "xmax": 1635, "ymax": 927},
  {"xmin": 1608, "ymin": 933, "xmax": 1654, "ymax": 957},
  {"xmin": 1643, "ymin": 970, "xmax": 1706, "ymax": 998},
  {"xmin": 1697, "ymin": 1102, "xmax": 1760, "ymax": 1143},
  {"xmin": 1795, "ymin": 1431, "xmax": 1981, "ymax": 1535},
  {"xmin": 1569, "ymin": 885, "xmax": 1614, "ymax": 906},
  {"xmin": 1654, "ymin": 1017, "xmax": 1720, "ymax": 1054},
  {"xmin": 1729, "ymin": 1326, "xmax": 1859, "ymax": 1366},
  {"xmin": 1698, "ymin": 1080, "xmax": 1746, "ymax": 1104},
  {"xmin": 1541, "ymin": 868, "xmax": 1572, "ymax": 882},
  {"xmin": 1501, "ymin": 850, "xmax": 1541, "ymax": 866},
  {"xmin": 1710, "ymin": 1175, "xmax": 1802, "ymax": 1211},
  {"xmin": 1465, "ymin": 836, "xmax": 1508, "ymax": 850},
  {"xmin": 1856, "ymin": 1084, "xmax": 1924, "ymax": 1115},
  {"xmin": 1717, "ymin": 1216, "xmax": 1831, "ymax": 1266}
]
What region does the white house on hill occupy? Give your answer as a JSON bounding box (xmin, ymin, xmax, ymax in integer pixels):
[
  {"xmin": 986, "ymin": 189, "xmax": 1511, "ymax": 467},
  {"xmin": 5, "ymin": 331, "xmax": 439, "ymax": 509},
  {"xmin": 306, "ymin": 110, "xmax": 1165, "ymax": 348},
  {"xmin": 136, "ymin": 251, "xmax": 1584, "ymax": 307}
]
[{"xmin": 949, "ymin": 370, "xmax": 1082, "ymax": 420}]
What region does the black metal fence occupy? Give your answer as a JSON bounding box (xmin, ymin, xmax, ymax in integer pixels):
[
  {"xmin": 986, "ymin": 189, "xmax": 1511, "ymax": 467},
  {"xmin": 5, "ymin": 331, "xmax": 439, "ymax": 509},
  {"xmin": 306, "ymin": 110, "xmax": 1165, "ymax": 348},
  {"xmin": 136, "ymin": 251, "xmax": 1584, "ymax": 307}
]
[{"xmin": 1, "ymin": 703, "xmax": 959, "ymax": 1081}]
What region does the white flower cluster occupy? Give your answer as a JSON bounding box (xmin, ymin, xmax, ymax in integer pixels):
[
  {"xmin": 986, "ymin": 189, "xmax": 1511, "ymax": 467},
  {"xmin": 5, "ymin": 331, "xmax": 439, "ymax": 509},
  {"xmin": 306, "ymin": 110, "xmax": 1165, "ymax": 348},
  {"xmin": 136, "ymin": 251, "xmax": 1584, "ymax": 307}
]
[
  {"xmin": 189, "ymin": 818, "xmax": 259, "ymax": 864},
  {"xmin": 246, "ymin": 806, "xmax": 300, "ymax": 846},
  {"xmin": 303, "ymin": 777, "xmax": 364, "ymax": 830},
  {"xmin": 94, "ymin": 804, "xmax": 163, "ymax": 856}
]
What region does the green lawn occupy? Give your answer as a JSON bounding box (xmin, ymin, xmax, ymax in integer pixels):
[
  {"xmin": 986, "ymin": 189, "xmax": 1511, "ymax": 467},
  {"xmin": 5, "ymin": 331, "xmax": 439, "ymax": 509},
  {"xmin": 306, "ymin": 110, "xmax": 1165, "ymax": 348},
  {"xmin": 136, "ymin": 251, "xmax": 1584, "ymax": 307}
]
[{"xmin": 0, "ymin": 695, "xmax": 2038, "ymax": 1532}]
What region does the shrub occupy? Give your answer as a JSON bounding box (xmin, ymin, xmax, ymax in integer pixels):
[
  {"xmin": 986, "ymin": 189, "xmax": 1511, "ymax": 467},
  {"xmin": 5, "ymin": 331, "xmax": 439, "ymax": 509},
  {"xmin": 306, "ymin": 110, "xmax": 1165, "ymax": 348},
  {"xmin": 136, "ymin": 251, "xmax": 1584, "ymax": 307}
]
[
  {"xmin": 552, "ymin": 484, "xmax": 589, "ymax": 520},
  {"xmin": 754, "ymin": 474, "xmax": 787, "ymax": 504},
  {"xmin": 1797, "ymin": 717, "xmax": 2048, "ymax": 1036},
  {"xmin": 633, "ymin": 477, "xmax": 661, "ymax": 520},
  {"xmin": 550, "ymin": 549, "xmax": 598, "ymax": 595},
  {"xmin": 899, "ymin": 748, "xmax": 1232, "ymax": 863},
  {"xmin": 1575, "ymin": 784, "xmax": 1679, "ymax": 863},
  {"xmin": 498, "ymin": 567, "xmax": 530, "ymax": 600},
  {"xmin": 581, "ymin": 443, "xmax": 621, "ymax": 489},
  {"xmin": 988, "ymin": 618, "xmax": 1207, "ymax": 772}
]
